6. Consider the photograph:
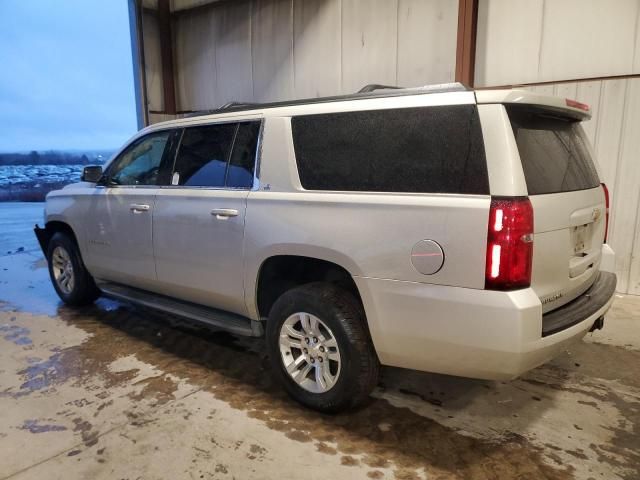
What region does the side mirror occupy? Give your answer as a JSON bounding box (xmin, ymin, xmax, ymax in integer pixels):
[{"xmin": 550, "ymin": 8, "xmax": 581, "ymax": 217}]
[{"xmin": 81, "ymin": 165, "xmax": 103, "ymax": 183}]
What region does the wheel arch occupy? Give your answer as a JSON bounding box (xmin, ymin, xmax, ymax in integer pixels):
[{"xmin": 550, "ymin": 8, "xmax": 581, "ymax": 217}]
[
  {"xmin": 37, "ymin": 220, "xmax": 80, "ymax": 258},
  {"xmin": 253, "ymin": 254, "xmax": 364, "ymax": 321}
]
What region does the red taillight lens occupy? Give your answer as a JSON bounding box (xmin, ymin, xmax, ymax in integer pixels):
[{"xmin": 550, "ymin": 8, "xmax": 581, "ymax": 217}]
[
  {"xmin": 565, "ymin": 98, "xmax": 590, "ymax": 112},
  {"xmin": 485, "ymin": 197, "xmax": 534, "ymax": 291},
  {"xmin": 601, "ymin": 183, "xmax": 610, "ymax": 243}
]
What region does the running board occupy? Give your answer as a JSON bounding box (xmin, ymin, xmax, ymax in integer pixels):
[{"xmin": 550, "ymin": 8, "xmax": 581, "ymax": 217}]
[{"xmin": 97, "ymin": 281, "xmax": 263, "ymax": 337}]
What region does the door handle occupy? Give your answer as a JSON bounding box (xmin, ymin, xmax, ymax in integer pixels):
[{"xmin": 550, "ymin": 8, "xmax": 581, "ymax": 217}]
[
  {"xmin": 130, "ymin": 203, "xmax": 150, "ymax": 213},
  {"xmin": 211, "ymin": 208, "xmax": 239, "ymax": 219}
]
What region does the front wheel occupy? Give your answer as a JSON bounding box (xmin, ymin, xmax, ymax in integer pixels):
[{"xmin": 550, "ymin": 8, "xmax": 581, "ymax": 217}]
[
  {"xmin": 47, "ymin": 232, "xmax": 100, "ymax": 306},
  {"xmin": 266, "ymin": 282, "xmax": 379, "ymax": 412}
]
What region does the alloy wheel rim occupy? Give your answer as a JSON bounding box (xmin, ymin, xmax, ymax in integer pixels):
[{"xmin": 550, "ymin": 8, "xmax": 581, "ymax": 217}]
[
  {"xmin": 51, "ymin": 246, "xmax": 74, "ymax": 294},
  {"xmin": 279, "ymin": 312, "xmax": 341, "ymax": 393}
]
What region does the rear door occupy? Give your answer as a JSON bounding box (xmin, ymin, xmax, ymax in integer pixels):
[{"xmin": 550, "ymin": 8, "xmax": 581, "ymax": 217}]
[
  {"xmin": 506, "ymin": 105, "xmax": 606, "ymax": 312},
  {"xmin": 152, "ymin": 120, "xmax": 261, "ymax": 316}
]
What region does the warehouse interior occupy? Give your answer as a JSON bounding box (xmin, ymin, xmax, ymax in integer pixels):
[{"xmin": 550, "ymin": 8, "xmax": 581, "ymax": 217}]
[{"xmin": 132, "ymin": 0, "xmax": 640, "ymax": 297}]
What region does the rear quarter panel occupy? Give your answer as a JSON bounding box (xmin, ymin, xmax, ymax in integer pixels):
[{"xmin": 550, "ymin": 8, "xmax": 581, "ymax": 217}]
[{"xmin": 243, "ymin": 116, "xmax": 491, "ymax": 319}]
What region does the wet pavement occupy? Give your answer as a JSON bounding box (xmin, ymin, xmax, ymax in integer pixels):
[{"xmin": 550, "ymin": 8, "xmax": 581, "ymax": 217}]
[{"xmin": 0, "ymin": 203, "xmax": 639, "ymax": 479}]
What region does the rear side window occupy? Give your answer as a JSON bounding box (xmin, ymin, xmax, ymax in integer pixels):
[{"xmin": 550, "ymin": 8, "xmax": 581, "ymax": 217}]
[
  {"xmin": 173, "ymin": 123, "xmax": 236, "ymax": 187},
  {"xmin": 172, "ymin": 121, "xmax": 260, "ymax": 188},
  {"xmin": 507, "ymin": 106, "xmax": 600, "ymax": 195},
  {"xmin": 290, "ymin": 105, "xmax": 488, "ymax": 194}
]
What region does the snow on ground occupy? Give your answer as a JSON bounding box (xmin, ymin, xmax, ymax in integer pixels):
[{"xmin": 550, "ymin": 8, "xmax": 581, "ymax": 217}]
[{"xmin": 0, "ymin": 164, "xmax": 84, "ymax": 187}]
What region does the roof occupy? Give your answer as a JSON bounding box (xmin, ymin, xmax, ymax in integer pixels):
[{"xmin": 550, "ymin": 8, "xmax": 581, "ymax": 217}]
[
  {"xmin": 183, "ymin": 82, "xmax": 470, "ymax": 118},
  {"xmin": 143, "ymin": 83, "xmax": 590, "ymax": 134}
]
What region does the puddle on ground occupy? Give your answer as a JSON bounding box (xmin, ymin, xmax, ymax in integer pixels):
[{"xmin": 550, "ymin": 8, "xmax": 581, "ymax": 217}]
[
  {"xmin": 2, "ymin": 302, "xmax": 585, "ymax": 480},
  {"xmin": 0, "ymin": 323, "xmax": 32, "ymax": 345}
]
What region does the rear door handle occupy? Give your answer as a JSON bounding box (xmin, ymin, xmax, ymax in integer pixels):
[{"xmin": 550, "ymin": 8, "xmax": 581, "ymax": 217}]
[
  {"xmin": 211, "ymin": 208, "xmax": 239, "ymax": 219},
  {"xmin": 130, "ymin": 203, "xmax": 150, "ymax": 213}
]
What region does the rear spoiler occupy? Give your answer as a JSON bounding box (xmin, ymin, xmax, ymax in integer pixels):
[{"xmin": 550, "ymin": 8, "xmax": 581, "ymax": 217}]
[{"xmin": 475, "ymin": 89, "xmax": 591, "ymax": 121}]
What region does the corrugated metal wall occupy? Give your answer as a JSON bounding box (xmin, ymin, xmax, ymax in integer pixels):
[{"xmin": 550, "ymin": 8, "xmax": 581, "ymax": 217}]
[
  {"xmin": 475, "ymin": 0, "xmax": 640, "ymax": 294},
  {"xmin": 524, "ymin": 80, "xmax": 640, "ymax": 294},
  {"xmin": 170, "ymin": 0, "xmax": 458, "ymax": 110},
  {"xmin": 475, "ymin": 0, "xmax": 640, "ymax": 86}
]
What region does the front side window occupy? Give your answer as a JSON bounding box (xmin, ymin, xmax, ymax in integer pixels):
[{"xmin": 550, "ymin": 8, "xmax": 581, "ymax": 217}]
[
  {"xmin": 107, "ymin": 131, "xmax": 172, "ymax": 186},
  {"xmin": 172, "ymin": 121, "xmax": 261, "ymax": 188}
]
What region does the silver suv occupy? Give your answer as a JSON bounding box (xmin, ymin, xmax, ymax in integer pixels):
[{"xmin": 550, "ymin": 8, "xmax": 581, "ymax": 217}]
[{"xmin": 35, "ymin": 84, "xmax": 617, "ymax": 412}]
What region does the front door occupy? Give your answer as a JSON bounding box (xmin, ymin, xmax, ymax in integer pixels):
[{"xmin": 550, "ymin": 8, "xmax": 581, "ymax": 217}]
[
  {"xmin": 84, "ymin": 129, "xmax": 176, "ymax": 290},
  {"xmin": 153, "ymin": 120, "xmax": 261, "ymax": 316}
]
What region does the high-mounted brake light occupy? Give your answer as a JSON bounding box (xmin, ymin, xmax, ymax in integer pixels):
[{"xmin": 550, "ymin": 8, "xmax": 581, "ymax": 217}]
[
  {"xmin": 565, "ymin": 98, "xmax": 590, "ymax": 112},
  {"xmin": 601, "ymin": 183, "xmax": 610, "ymax": 243},
  {"xmin": 485, "ymin": 197, "xmax": 534, "ymax": 291}
]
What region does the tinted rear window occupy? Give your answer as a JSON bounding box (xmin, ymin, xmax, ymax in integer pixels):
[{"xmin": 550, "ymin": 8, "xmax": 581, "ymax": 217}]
[
  {"xmin": 507, "ymin": 106, "xmax": 600, "ymax": 195},
  {"xmin": 291, "ymin": 105, "xmax": 488, "ymax": 194}
]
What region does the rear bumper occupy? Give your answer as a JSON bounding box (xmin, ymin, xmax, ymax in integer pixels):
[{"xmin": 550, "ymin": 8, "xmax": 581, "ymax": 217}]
[
  {"xmin": 542, "ymin": 272, "xmax": 616, "ymax": 336},
  {"xmin": 354, "ymin": 271, "xmax": 616, "ymax": 380}
]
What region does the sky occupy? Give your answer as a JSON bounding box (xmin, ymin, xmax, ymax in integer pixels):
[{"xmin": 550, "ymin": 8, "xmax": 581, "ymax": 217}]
[{"xmin": 0, "ymin": 0, "xmax": 138, "ymax": 152}]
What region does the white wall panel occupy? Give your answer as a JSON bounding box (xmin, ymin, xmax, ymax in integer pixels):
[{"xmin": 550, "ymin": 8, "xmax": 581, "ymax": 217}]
[
  {"xmin": 292, "ymin": 0, "xmax": 341, "ymax": 98},
  {"xmin": 213, "ymin": 1, "xmax": 254, "ymax": 105},
  {"xmin": 251, "ymin": 0, "xmax": 294, "ymax": 102},
  {"xmin": 607, "ymin": 79, "xmax": 640, "ymax": 293},
  {"xmin": 173, "ymin": 9, "xmax": 217, "ymax": 110},
  {"xmin": 635, "ymin": 5, "xmax": 640, "ymax": 73},
  {"xmin": 552, "ymin": 82, "xmax": 577, "ymax": 101},
  {"xmin": 142, "ymin": 13, "xmax": 164, "ymax": 111},
  {"xmin": 593, "ymin": 79, "xmax": 626, "ymax": 189},
  {"xmin": 475, "ymin": 0, "xmax": 544, "ymax": 86},
  {"xmin": 575, "ymin": 81, "xmax": 601, "ymax": 145},
  {"xmin": 171, "ymin": 0, "xmax": 457, "ymax": 109},
  {"xmin": 628, "ymin": 196, "xmax": 640, "ymax": 294},
  {"xmin": 529, "ymin": 84, "xmax": 555, "ymax": 96},
  {"xmin": 538, "ymin": 0, "xmax": 638, "ymax": 82},
  {"xmin": 341, "ymin": 0, "xmax": 399, "ymax": 93},
  {"xmin": 476, "ymin": 0, "xmax": 640, "ymax": 86},
  {"xmin": 396, "ymin": 0, "xmax": 457, "ymax": 86}
]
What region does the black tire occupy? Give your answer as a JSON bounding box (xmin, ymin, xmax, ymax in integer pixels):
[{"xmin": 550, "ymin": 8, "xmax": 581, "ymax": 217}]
[
  {"xmin": 266, "ymin": 282, "xmax": 379, "ymax": 412},
  {"xmin": 46, "ymin": 232, "xmax": 100, "ymax": 306}
]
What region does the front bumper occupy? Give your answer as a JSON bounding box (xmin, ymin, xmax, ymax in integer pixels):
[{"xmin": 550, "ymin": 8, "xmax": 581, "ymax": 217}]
[
  {"xmin": 34, "ymin": 224, "xmax": 50, "ymax": 258},
  {"xmin": 354, "ymin": 271, "xmax": 616, "ymax": 380}
]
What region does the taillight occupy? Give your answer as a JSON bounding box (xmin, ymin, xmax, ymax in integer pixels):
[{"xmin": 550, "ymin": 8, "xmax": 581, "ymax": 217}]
[
  {"xmin": 601, "ymin": 183, "xmax": 610, "ymax": 243},
  {"xmin": 485, "ymin": 197, "xmax": 534, "ymax": 290},
  {"xmin": 565, "ymin": 98, "xmax": 590, "ymax": 112}
]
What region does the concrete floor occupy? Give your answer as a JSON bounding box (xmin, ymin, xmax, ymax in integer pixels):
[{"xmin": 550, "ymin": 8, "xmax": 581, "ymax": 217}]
[{"xmin": 0, "ymin": 203, "xmax": 638, "ymax": 480}]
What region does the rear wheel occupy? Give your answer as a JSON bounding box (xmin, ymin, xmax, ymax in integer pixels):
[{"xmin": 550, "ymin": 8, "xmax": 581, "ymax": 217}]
[
  {"xmin": 47, "ymin": 232, "xmax": 100, "ymax": 306},
  {"xmin": 266, "ymin": 282, "xmax": 379, "ymax": 412}
]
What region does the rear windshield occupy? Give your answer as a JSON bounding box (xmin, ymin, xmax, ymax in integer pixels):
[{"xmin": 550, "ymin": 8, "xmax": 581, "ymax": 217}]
[
  {"xmin": 507, "ymin": 105, "xmax": 600, "ymax": 195},
  {"xmin": 290, "ymin": 105, "xmax": 489, "ymax": 194}
]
